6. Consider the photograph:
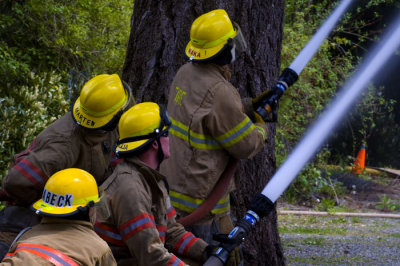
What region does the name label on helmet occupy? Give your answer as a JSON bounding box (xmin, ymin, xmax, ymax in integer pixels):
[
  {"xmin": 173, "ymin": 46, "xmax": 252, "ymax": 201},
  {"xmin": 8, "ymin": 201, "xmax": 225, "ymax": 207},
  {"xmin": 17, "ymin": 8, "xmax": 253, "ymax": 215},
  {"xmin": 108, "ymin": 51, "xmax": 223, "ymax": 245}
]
[
  {"xmin": 42, "ymin": 189, "xmax": 73, "ymax": 207},
  {"xmin": 74, "ymin": 107, "xmax": 96, "ymax": 127},
  {"xmin": 118, "ymin": 144, "xmax": 128, "ymax": 151},
  {"xmin": 187, "ymin": 48, "xmax": 200, "ymax": 58}
]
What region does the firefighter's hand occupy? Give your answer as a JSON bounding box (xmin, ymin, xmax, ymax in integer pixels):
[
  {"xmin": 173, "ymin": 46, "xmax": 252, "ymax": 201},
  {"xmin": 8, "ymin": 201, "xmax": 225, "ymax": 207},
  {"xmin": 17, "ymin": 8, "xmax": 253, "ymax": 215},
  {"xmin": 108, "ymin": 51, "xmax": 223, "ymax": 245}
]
[
  {"xmin": 202, "ymin": 245, "xmax": 217, "ymax": 261},
  {"xmin": 252, "ymin": 89, "xmax": 273, "ymax": 108},
  {"xmin": 226, "ymin": 247, "xmax": 241, "ymax": 266},
  {"xmin": 254, "ymin": 111, "xmax": 266, "ymax": 124}
]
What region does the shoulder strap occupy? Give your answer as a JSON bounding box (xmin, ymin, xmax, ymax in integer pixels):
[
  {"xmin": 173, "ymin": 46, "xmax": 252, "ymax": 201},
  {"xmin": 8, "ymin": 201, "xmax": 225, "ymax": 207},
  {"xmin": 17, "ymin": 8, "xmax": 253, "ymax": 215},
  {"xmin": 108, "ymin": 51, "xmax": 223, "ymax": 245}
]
[
  {"xmin": 5, "ymin": 243, "xmax": 78, "ymax": 266},
  {"xmin": 8, "ymin": 226, "xmax": 32, "ymax": 252}
]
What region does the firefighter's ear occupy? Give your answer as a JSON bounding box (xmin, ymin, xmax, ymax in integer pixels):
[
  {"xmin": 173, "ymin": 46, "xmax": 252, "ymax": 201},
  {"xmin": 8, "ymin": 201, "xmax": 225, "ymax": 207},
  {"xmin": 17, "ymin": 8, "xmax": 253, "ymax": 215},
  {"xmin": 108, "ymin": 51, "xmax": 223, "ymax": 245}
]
[{"xmin": 151, "ymin": 140, "xmax": 159, "ymax": 150}]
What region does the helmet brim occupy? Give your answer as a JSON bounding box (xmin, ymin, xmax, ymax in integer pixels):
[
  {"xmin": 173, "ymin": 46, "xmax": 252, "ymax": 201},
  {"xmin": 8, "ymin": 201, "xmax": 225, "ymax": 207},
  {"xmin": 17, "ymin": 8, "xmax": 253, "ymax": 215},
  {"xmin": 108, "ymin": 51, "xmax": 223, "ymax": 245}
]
[
  {"xmin": 31, "ymin": 197, "xmax": 100, "ymax": 216},
  {"xmin": 115, "ymin": 138, "xmax": 150, "ymax": 155},
  {"xmin": 185, "ymin": 41, "xmax": 227, "ymax": 61},
  {"xmin": 72, "ymin": 97, "xmax": 124, "ymax": 129}
]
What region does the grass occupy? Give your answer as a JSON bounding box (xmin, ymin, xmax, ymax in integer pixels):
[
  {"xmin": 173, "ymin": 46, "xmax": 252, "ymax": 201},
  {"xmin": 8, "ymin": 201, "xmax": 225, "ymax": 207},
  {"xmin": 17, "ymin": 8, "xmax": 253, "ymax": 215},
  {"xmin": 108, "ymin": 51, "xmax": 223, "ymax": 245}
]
[
  {"xmin": 279, "ymin": 226, "xmax": 347, "ymax": 235},
  {"xmin": 287, "ymin": 255, "xmax": 366, "ymax": 264},
  {"xmin": 279, "ymin": 214, "xmax": 400, "ymax": 265},
  {"xmin": 351, "ymin": 216, "xmax": 362, "ymax": 223},
  {"xmin": 303, "ymin": 237, "xmax": 326, "ymax": 245}
]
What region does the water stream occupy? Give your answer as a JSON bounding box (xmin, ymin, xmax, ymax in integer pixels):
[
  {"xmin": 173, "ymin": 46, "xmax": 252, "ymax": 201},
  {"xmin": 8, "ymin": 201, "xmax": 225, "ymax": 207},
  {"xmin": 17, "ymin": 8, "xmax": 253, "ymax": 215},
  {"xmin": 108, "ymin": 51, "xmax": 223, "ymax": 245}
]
[{"xmin": 263, "ymin": 13, "xmax": 400, "ymax": 203}]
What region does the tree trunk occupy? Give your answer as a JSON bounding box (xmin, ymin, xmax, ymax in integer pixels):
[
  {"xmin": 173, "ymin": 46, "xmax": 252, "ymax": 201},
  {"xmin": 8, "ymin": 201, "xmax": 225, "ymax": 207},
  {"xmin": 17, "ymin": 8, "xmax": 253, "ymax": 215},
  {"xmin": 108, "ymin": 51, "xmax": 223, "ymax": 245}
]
[{"xmin": 122, "ymin": 1, "xmax": 286, "ymax": 265}]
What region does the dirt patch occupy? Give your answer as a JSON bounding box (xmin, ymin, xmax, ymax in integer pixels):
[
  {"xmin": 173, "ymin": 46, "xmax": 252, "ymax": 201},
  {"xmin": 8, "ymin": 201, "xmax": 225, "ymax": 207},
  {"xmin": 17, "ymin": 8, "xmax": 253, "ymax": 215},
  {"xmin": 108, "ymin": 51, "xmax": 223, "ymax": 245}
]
[{"xmin": 329, "ymin": 171, "xmax": 400, "ymax": 210}]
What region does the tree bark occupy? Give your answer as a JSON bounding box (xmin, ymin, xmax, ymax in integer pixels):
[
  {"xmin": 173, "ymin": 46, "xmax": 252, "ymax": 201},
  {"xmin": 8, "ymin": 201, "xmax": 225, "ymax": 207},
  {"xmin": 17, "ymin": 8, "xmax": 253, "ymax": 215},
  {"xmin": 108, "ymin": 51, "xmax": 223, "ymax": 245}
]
[{"xmin": 122, "ymin": 1, "xmax": 286, "ymax": 265}]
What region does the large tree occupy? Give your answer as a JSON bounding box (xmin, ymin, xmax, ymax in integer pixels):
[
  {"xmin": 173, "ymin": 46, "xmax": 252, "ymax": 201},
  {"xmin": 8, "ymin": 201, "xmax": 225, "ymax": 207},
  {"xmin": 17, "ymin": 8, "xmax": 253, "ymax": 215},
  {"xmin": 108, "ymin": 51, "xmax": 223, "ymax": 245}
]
[{"xmin": 122, "ymin": 1, "xmax": 286, "ymax": 264}]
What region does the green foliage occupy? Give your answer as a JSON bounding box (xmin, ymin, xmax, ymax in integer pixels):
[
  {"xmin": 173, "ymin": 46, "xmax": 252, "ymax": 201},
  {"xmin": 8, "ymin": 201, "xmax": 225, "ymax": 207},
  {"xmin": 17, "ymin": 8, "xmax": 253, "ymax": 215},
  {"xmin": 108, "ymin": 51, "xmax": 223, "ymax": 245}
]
[
  {"xmin": 303, "ymin": 237, "xmax": 326, "ymax": 246},
  {"xmin": 354, "ymin": 85, "xmax": 396, "ymax": 145},
  {"xmin": 278, "ymin": 0, "xmax": 399, "ymax": 204},
  {"xmin": 0, "ymin": 73, "xmax": 69, "ymax": 180},
  {"xmin": 279, "ymin": 225, "xmax": 347, "ymax": 235},
  {"xmin": 0, "ymin": 0, "xmax": 132, "ymax": 87},
  {"xmin": 375, "ymin": 194, "xmax": 400, "ymax": 212},
  {"xmin": 330, "ymin": 85, "xmax": 399, "ymax": 167},
  {"xmin": 0, "ymin": 0, "xmax": 133, "ymax": 182},
  {"xmin": 278, "ymin": 1, "xmax": 355, "ymax": 203},
  {"xmin": 317, "ymin": 198, "xmax": 336, "ymax": 212}
]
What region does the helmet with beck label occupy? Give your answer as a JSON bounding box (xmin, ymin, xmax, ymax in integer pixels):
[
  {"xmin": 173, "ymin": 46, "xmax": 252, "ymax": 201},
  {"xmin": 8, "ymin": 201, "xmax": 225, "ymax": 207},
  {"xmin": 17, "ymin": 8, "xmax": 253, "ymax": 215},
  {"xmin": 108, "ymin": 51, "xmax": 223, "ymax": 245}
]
[
  {"xmin": 72, "ymin": 74, "xmax": 132, "ymax": 130},
  {"xmin": 116, "ymin": 102, "xmax": 171, "ymax": 156},
  {"xmin": 31, "ymin": 168, "xmax": 100, "ymax": 216},
  {"xmin": 185, "ymin": 9, "xmax": 247, "ymax": 61}
]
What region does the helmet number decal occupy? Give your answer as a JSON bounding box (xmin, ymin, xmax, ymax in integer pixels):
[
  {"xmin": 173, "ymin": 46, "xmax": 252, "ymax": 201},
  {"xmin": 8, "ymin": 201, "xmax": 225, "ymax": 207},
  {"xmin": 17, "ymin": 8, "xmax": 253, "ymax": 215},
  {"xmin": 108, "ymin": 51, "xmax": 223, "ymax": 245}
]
[{"xmin": 42, "ymin": 189, "xmax": 73, "ymax": 207}]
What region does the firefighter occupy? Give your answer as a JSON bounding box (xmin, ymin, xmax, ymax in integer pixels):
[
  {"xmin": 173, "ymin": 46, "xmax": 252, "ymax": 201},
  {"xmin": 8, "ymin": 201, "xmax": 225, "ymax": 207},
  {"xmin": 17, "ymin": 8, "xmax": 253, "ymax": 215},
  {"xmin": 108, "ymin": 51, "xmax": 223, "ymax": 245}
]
[
  {"xmin": 92, "ymin": 102, "xmax": 210, "ymax": 265},
  {"xmin": 0, "ymin": 168, "xmax": 116, "ymax": 265},
  {"xmin": 160, "ymin": 9, "xmax": 267, "ymax": 244},
  {"xmin": 0, "ymin": 74, "xmax": 133, "ymax": 259}
]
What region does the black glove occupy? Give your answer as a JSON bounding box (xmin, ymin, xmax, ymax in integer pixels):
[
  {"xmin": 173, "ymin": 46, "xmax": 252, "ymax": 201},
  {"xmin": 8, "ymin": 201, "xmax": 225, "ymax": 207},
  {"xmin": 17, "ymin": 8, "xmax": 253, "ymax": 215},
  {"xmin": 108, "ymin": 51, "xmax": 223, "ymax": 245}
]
[
  {"xmin": 252, "ymin": 89, "xmax": 273, "ymax": 109},
  {"xmin": 203, "ymin": 245, "xmax": 217, "ymax": 261}
]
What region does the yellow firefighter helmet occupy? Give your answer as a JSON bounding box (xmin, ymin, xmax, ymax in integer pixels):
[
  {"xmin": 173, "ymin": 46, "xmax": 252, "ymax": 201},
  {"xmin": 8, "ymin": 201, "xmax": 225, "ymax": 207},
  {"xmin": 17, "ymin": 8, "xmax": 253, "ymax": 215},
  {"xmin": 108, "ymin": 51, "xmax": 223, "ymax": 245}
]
[
  {"xmin": 72, "ymin": 74, "xmax": 132, "ymax": 130},
  {"xmin": 31, "ymin": 168, "xmax": 100, "ymax": 216}
]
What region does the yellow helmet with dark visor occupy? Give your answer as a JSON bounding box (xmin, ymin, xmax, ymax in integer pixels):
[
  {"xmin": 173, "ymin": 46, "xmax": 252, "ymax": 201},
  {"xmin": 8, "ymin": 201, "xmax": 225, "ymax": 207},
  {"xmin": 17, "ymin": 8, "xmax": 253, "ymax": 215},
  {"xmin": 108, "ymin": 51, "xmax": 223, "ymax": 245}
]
[{"xmin": 115, "ymin": 102, "xmax": 171, "ymax": 156}]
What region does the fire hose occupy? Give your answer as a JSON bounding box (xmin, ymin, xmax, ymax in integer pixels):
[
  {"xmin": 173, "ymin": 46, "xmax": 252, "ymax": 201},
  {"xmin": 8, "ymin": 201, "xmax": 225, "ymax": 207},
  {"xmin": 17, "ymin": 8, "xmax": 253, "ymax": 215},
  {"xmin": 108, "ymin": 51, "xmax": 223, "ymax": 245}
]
[
  {"xmin": 204, "ymin": 0, "xmax": 354, "ymax": 264},
  {"xmin": 176, "ymin": 158, "xmax": 239, "ymax": 226},
  {"xmin": 178, "ymin": 0, "xmax": 351, "ymax": 227},
  {"xmin": 205, "ymin": 3, "xmax": 400, "ymax": 265}
]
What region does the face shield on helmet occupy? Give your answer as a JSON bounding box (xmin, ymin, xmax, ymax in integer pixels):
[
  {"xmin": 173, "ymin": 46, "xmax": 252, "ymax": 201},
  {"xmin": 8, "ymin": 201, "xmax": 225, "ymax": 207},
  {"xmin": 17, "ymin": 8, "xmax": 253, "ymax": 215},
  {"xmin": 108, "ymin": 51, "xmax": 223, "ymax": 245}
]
[
  {"xmin": 232, "ymin": 22, "xmax": 247, "ymax": 54},
  {"xmin": 229, "ymin": 22, "xmax": 247, "ymax": 63}
]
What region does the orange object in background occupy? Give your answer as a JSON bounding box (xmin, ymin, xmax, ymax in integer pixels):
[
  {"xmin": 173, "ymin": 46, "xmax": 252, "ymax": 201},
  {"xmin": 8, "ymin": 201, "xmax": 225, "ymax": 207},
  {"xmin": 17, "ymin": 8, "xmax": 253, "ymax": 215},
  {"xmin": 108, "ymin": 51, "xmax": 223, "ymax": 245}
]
[{"xmin": 352, "ymin": 145, "xmax": 366, "ymax": 174}]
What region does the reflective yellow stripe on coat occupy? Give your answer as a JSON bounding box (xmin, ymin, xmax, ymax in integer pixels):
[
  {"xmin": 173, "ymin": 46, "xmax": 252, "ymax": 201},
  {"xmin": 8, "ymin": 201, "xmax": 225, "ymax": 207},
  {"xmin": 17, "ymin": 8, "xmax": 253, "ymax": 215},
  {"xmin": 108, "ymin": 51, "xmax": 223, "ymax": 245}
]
[
  {"xmin": 169, "ymin": 190, "xmax": 230, "ymax": 214},
  {"xmin": 170, "ymin": 116, "xmax": 265, "ymax": 150}
]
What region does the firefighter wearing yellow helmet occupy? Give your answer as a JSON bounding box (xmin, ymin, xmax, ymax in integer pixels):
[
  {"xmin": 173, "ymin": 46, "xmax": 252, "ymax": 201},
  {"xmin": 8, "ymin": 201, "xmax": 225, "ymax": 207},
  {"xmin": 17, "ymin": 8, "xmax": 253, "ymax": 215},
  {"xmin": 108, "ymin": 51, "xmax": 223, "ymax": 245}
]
[
  {"xmin": 1, "ymin": 168, "xmax": 116, "ymax": 265},
  {"xmin": 72, "ymin": 74, "xmax": 131, "ymax": 130},
  {"xmin": 93, "ymin": 102, "xmax": 211, "ymax": 265},
  {"xmin": 0, "ymin": 74, "xmax": 133, "ymax": 260},
  {"xmin": 185, "ymin": 9, "xmax": 247, "ymax": 62},
  {"xmin": 160, "ymin": 9, "xmax": 267, "ymax": 259}
]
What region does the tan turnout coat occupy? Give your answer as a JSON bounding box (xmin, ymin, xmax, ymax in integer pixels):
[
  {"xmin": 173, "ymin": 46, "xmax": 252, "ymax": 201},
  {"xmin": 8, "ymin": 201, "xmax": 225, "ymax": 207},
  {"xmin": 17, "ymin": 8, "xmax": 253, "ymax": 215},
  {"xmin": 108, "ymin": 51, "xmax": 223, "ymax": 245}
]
[
  {"xmin": 93, "ymin": 157, "xmax": 208, "ymax": 266},
  {"xmin": 160, "ymin": 62, "xmax": 266, "ymax": 220},
  {"xmin": 2, "ymin": 113, "xmax": 118, "ymax": 206},
  {"xmin": 0, "ymin": 217, "xmax": 116, "ymax": 266}
]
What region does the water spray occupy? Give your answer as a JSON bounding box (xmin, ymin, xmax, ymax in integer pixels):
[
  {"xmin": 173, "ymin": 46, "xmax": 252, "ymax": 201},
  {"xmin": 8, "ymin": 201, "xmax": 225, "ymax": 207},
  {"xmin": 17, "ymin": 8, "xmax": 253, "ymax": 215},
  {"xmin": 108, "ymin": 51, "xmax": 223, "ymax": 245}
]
[
  {"xmin": 205, "ymin": 8, "xmax": 400, "ymax": 266},
  {"xmin": 255, "ymin": 0, "xmax": 353, "ymax": 122}
]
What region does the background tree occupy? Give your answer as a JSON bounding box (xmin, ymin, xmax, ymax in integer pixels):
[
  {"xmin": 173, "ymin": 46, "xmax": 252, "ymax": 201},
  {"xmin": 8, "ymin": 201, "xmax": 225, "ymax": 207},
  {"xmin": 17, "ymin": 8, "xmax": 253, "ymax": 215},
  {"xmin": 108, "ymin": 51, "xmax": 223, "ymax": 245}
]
[{"xmin": 122, "ymin": 1, "xmax": 286, "ymax": 264}]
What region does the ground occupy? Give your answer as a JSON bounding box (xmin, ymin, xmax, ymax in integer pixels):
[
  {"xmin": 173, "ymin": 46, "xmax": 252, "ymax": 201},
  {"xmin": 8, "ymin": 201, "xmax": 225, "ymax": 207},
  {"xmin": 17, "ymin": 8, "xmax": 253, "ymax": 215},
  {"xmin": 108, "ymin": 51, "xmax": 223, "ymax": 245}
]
[
  {"xmin": 330, "ymin": 170, "xmax": 400, "ymax": 210},
  {"xmin": 277, "ymin": 170, "xmax": 400, "ymax": 265},
  {"xmin": 279, "ymin": 214, "xmax": 400, "ymax": 265}
]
